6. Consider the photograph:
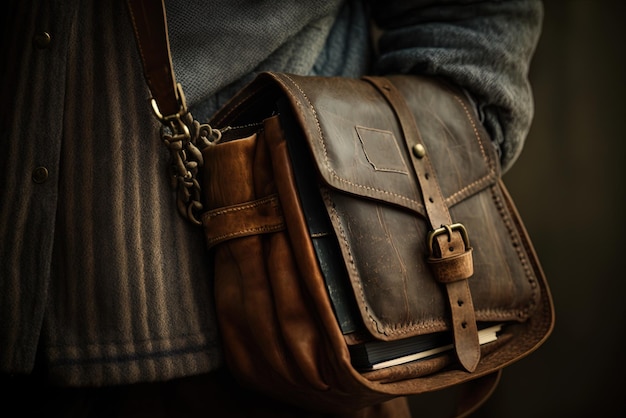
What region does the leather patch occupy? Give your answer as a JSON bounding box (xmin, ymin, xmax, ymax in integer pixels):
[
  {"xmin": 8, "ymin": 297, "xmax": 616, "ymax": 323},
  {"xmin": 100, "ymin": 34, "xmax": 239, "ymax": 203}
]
[{"xmin": 356, "ymin": 126, "xmax": 408, "ymax": 174}]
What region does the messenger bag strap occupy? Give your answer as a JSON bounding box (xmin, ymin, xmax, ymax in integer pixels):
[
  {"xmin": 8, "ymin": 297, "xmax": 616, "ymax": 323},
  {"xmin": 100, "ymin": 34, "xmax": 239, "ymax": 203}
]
[
  {"xmin": 126, "ymin": 0, "xmax": 221, "ymax": 226},
  {"xmin": 126, "ymin": 0, "xmax": 181, "ymax": 117},
  {"xmin": 364, "ymin": 76, "xmax": 480, "ymax": 373}
]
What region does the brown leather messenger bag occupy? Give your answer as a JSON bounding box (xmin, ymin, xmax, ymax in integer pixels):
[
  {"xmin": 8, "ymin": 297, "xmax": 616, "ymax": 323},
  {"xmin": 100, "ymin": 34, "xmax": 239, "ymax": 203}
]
[{"xmin": 127, "ymin": 1, "xmax": 555, "ymax": 415}]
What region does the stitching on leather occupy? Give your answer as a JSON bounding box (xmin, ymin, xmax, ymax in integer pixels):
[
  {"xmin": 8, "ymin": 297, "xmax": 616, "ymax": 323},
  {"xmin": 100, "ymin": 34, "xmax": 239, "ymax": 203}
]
[
  {"xmin": 206, "ymin": 224, "xmax": 285, "ymax": 247},
  {"xmin": 281, "ymin": 74, "xmax": 483, "ymax": 336},
  {"xmin": 282, "ymin": 74, "xmax": 527, "ymax": 336},
  {"xmin": 205, "ymin": 195, "xmax": 279, "ymax": 218},
  {"xmin": 444, "ymin": 94, "xmax": 497, "ymax": 206},
  {"xmin": 452, "ymin": 94, "xmax": 492, "ymax": 169},
  {"xmin": 281, "ymin": 74, "xmax": 421, "ymax": 210},
  {"xmin": 323, "ymin": 188, "xmax": 443, "ymax": 337},
  {"xmin": 320, "ymin": 188, "xmax": 379, "ymax": 332},
  {"xmin": 283, "ymin": 74, "xmax": 412, "ymax": 336},
  {"xmin": 203, "ymin": 195, "xmax": 285, "ymax": 246},
  {"xmin": 490, "ymin": 185, "xmax": 538, "ymax": 319},
  {"xmin": 355, "ymin": 125, "xmax": 409, "ymax": 174}
]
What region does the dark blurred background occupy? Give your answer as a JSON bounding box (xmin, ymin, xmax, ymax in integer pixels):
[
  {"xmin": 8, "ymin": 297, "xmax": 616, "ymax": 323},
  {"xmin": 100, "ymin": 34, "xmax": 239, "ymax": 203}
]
[
  {"xmin": 410, "ymin": 1, "xmax": 626, "ymax": 417},
  {"xmin": 479, "ymin": 1, "xmax": 625, "ymax": 416}
]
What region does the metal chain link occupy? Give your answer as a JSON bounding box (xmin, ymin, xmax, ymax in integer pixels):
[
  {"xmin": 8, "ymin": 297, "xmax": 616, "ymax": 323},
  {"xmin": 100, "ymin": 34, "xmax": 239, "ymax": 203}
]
[{"xmin": 154, "ymin": 85, "xmax": 221, "ymax": 226}]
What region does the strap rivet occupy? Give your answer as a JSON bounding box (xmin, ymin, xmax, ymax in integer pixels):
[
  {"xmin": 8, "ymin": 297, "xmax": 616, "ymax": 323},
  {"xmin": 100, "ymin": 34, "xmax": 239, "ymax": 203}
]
[{"xmin": 412, "ymin": 143, "xmax": 426, "ymax": 159}]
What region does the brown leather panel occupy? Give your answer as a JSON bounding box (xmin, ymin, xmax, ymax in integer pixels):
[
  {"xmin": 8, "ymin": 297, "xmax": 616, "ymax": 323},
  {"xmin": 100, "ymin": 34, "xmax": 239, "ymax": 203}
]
[
  {"xmin": 208, "ymin": 73, "xmax": 542, "ymax": 340},
  {"xmin": 446, "ymin": 280, "xmax": 480, "ymax": 372},
  {"xmin": 128, "ymin": 1, "xmax": 555, "ymax": 409},
  {"xmin": 126, "ymin": 0, "xmax": 180, "ymax": 117},
  {"xmin": 202, "ymin": 194, "xmax": 285, "ymax": 249},
  {"xmin": 201, "ymin": 72, "xmax": 554, "ymax": 412}
]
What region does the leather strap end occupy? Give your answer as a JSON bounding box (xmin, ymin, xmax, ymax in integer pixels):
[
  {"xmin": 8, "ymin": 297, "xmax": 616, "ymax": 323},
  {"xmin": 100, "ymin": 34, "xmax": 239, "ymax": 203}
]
[{"xmin": 448, "ymin": 280, "xmax": 481, "ymax": 372}]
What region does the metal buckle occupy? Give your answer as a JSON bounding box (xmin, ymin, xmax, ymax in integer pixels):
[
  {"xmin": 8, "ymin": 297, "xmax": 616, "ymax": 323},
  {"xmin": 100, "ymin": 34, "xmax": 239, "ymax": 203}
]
[
  {"xmin": 426, "ymin": 223, "xmax": 471, "ymax": 257},
  {"xmin": 151, "ymin": 83, "xmax": 190, "ymax": 139}
]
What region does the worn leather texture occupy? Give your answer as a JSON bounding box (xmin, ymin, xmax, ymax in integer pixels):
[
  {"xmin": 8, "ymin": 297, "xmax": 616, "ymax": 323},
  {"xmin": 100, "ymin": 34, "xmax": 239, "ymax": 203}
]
[{"xmin": 200, "ymin": 72, "xmax": 554, "ymax": 414}]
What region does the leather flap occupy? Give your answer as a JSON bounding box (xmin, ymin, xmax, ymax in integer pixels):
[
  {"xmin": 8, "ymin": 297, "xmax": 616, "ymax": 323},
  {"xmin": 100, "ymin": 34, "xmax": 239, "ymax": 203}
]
[
  {"xmin": 276, "ymin": 74, "xmax": 499, "ymax": 217},
  {"xmin": 210, "ymin": 72, "xmax": 542, "ymax": 342},
  {"xmin": 212, "ymin": 73, "xmax": 498, "ymax": 216}
]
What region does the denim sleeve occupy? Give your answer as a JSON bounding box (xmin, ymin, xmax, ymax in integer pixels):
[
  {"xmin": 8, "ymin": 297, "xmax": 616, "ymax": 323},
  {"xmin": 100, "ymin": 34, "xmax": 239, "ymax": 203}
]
[{"xmin": 369, "ymin": 0, "xmax": 543, "ymax": 172}]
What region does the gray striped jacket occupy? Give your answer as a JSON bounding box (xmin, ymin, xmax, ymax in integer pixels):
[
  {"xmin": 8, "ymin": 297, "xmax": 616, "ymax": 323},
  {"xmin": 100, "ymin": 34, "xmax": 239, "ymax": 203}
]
[{"xmin": 1, "ymin": 0, "xmax": 358, "ymax": 386}]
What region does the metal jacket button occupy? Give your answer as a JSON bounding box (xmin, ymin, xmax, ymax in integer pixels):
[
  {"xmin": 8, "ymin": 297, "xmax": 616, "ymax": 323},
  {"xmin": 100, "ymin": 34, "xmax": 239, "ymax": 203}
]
[
  {"xmin": 33, "ymin": 32, "xmax": 52, "ymax": 49},
  {"xmin": 32, "ymin": 166, "xmax": 49, "ymax": 183}
]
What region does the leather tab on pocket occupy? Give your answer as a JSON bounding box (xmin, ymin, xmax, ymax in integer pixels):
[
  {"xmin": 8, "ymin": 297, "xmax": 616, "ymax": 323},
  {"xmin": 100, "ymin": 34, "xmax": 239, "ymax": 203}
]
[{"xmin": 202, "ymin": 194, "xmax": 285, "ymax": 249}]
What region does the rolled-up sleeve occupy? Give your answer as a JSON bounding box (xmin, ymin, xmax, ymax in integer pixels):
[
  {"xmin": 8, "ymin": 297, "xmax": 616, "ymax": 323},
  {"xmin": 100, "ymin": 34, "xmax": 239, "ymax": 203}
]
[{"xmin": 369, "ymin": 0, "xmax": 543, "ymax": 172}]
